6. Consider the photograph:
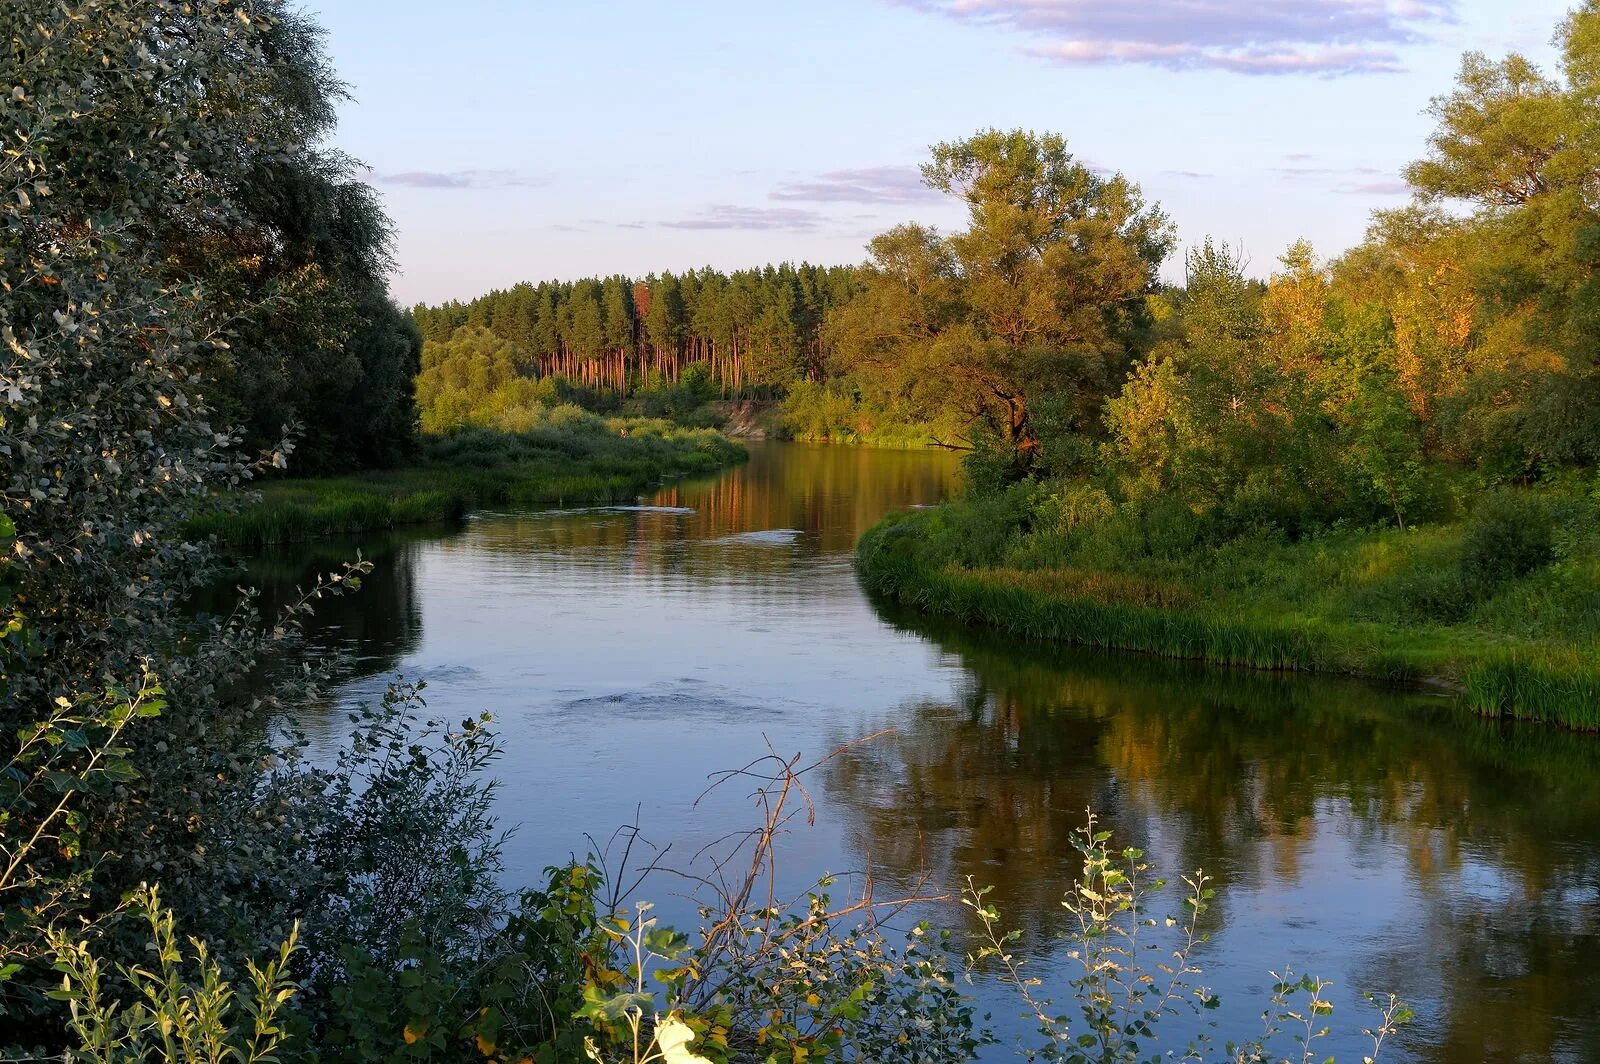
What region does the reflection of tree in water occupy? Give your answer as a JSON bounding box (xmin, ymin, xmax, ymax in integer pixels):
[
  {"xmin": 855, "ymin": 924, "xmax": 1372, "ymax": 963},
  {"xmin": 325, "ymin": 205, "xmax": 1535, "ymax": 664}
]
[
  {"xmin": 650, "ymin": 442, "xmax": 959, "ymax": 553},
  {"xmin": 828, "ymin": 606, "xmax": 1600, "ymax": 1060},
  {"xmin": 1373, "ymin": 880, "xmax": 1600, "ymax": 1062},
  {"xmin": 199, "ymin": 529, "xmax": 427, "ymax": 681},
  {"xmin": 444, "ymin": 442, "xmax": 961, "ymax": 589}
]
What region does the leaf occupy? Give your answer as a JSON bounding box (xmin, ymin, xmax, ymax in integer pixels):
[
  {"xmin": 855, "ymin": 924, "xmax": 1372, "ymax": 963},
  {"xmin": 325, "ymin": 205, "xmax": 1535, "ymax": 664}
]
[{"xmin": 654, "ymin": 1017, "xmax": 715, "ymax": 1064}]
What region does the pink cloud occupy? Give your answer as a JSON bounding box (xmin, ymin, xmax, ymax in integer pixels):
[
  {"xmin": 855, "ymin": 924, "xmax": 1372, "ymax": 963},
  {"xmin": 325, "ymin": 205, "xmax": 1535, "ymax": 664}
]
[
  {"xmin": 893, "ymin": 0, "xmax": 1457, "ymax": 75},
  {"xmin": 770, "ymin": 166, "xmax": 943, "ymax": 204},
  {"xmin": 661, "ymin": 205, "xmax": 828, "ymax": 231}
]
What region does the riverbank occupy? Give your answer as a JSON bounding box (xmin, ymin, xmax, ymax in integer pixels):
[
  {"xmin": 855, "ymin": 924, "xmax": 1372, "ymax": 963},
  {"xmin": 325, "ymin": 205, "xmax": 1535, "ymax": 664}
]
[
  {"xmin": 858, "ymin": 487, "xmax": 1600, "ymax": 730},
  {"xmin": 707, "ymin": 397, "xmax": 942, "ymax": 448},
  {"xmin": 190, "ymin": 418, "xmax": 745, "ymax": 549}
]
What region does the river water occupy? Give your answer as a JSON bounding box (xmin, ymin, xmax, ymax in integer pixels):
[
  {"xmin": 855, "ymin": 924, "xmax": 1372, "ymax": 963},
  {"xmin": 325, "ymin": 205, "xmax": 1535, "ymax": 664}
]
[{"xmin": 248, "ymin": 442, "xmax": 1600, "ymax": 1062}]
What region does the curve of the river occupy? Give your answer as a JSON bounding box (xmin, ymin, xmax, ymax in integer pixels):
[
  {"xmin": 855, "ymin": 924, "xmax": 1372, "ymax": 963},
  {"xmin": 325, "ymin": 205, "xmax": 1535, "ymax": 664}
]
[{"xmin": 243, "ymin": 442, "xmax": 1600, "ymax": 1063}]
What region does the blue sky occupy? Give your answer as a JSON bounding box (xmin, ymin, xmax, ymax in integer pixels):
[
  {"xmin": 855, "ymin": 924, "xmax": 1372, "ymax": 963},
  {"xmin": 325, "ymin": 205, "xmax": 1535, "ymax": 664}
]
[{"xmin": 307, "ymin": 0, "xmax": 1576, "ymax": 305}]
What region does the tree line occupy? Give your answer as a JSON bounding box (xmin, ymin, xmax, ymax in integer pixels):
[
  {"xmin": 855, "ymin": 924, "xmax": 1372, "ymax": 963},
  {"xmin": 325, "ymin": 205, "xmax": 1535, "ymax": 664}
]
[
  {"xmin": 421, "ymin": 5, "xmax": 1600, "ymax": 528},
  {"xmin": 411, "ymin": 265, "xmax": 859, "ymax": 400}
]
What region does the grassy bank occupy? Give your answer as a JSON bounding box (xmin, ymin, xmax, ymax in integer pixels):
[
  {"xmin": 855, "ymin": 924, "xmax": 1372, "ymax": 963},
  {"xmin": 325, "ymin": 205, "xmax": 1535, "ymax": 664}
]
[
  {"xmin": 858, "ymin": 485, "xmax": 1600, "ymax": 730},
  {"xmin": 191, "ymin": 410, "xmax": 745, "ymax": 549}
]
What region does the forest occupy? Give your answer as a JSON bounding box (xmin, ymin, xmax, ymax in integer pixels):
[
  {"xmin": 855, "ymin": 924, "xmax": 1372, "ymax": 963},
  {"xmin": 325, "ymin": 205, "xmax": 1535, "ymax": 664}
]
[
  {"xmin": 5, "ymin": 0, "xmax": 1600, "ymax": 1061},
  {"xmin": 412, "ymin": 265, "xmax": 859, "ymax": 403},
  {"xmin": 418, "ymin": 58, "xmax": 1600, "ymax": 506}
]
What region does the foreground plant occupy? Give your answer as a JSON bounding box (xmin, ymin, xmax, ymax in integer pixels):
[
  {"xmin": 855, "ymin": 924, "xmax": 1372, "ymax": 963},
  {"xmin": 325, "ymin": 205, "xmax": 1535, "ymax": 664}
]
[
  {"xmin": 47, "ymin": 886, "xmax": 299, "ymax": 1064},
  {"xmin": 557, "ymin": 738, "xmax": 982, "ymax": 1064},
  {"xmin": 966, "ymin": 811, "xmax": 1411, "ymax": 1063}
]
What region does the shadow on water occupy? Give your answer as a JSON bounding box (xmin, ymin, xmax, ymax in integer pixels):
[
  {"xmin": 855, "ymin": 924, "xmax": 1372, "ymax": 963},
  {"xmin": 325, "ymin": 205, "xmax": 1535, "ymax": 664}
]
[
  {"xmin": 195, "ymin": 526, "xmax": 434, "ymax": 677},
  {"xmin": 836, "ymin": 602, "xmax": 1600, "ymax": 1062}
]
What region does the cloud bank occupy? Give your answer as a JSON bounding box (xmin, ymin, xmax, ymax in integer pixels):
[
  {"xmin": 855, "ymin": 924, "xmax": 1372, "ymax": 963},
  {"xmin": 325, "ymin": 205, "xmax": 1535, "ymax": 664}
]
[{"xmin": 892, "ymin": 0, "xmax": 1456, "ymax": 75}]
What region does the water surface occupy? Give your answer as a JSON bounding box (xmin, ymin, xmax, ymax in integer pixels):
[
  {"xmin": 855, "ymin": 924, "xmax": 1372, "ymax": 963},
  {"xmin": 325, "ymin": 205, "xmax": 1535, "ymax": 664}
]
[{"xmin": 252, "ymin": 442, "xmax": 1600, "ymax": 1062}]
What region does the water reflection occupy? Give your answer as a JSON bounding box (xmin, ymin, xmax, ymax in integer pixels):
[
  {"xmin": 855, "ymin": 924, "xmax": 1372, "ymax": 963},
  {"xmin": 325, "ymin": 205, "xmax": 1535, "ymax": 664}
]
[
  {"xmin": 229, "ymin": 442, "xmax": 1600, "ymax": 1063},
  {"xmin": 456, "ymin": 442, "xmax": 958, "ymax": 590},
  {"xmin": 826, "ymin": 612, "xmax": 1600, "ymax": 1061},
  {"xmin": 200, "ymin": 529, "xmax": 429, "ymax": 676}
]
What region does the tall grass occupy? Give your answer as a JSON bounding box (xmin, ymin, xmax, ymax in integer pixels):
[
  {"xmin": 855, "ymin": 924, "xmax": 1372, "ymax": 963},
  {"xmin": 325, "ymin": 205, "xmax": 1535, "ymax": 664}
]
[
  {"xmin": 191, "ymin": 410, "xmax": 745, "ymax": 549},
  {"xmin": 1464, "ymin": 650, "xmax": 1600, "ymax": 730}
]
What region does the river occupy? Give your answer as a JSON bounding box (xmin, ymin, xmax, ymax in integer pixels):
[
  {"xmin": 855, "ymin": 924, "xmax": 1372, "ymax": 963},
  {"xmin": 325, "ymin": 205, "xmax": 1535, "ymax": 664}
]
[{"xmin": 245, "ymin": 442, "xmax": 1600, "ymax": 1062}]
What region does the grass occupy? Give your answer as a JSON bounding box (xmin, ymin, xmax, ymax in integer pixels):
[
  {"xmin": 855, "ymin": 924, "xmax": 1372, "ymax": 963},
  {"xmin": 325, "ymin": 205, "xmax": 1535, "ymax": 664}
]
[
  {"xmin": 190, "ymin": 409, "xmax": 746, "ymax": 549},
  {"xmin": 857, "ymin": 485, "xmax": 1600, "ymax": 731}
]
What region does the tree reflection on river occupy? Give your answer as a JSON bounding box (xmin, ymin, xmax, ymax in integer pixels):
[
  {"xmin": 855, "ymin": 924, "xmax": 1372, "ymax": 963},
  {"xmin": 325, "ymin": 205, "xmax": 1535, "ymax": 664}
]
[{"xmin": 825, "ymin": 611, "xmax": 1600, "ymax": 1061}]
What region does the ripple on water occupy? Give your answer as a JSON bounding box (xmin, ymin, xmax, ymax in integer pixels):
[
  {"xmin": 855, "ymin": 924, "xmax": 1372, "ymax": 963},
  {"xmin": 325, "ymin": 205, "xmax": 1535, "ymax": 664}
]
[
  {"xmin": 552, "ymin": 679, "xmax": 796, "ymax": 723},
  {"xmin": 710, "ymin": 528, "xmax": 804, "ymax": 546}
]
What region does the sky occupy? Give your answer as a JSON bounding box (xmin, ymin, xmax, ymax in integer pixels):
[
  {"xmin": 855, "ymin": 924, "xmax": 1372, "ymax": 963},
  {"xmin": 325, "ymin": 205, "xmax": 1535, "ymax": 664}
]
[{"xmin": 306, "ymin": 0, "xmax": 1578, "ymax": 306}]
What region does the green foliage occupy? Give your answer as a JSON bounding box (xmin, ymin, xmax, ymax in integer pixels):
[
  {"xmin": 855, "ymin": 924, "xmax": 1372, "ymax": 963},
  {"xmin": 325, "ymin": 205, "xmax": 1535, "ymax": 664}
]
[
  {"xmin": 413, "ymin": 264, "xmax": 860, "ymax": 403},
  {"xmin": 663, "ymin": 890, "xmax": 980, "ymax": 1064},
  {"xmin": 1, "ymin": 0, "xmax": 316, "ymax": 1033},
  {"xmin": 634, "ymin": 362, "xmax": 719, "ymax": 422},
  {"xmin": 859, "ymin": 486, "xmax": 1600, "ymax": 728},
  {"xmin": 191, "ymin": 418, "xmax": 746, "ymax": 548},
  {"xmin": 836, "ymin": 131, "xmax": 1173, "ymax": 479},
  {"xmin": 322, "ymin": 864, "xmax": 603, "ymax": 1062},
  {"xmin": 1339, "ymin": 371, "xmax": 1432, "ymax": 529},
  {"xmin": 46, "ymin": 886, "xmax": 299, "ymax": 1064},
  {"xmin": 856, "ymin": 28, "xmax": 1600, "ymax": 730},
  {"xmin": 0, "ymin": 5, "xmax": 666, "ymax": 1058},
  {"xmin": 778, "ymin": 379, "xmax": 940, "ymax": 446}
]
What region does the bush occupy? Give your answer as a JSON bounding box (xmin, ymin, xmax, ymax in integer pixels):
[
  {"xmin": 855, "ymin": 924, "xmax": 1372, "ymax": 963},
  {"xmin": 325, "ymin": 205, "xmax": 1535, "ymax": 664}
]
[
  {"xmin": 1036, "ymin": 484, "xmax": 1117, "ymax": 534},
  {"xmin": 1140, "ymin": 494, "xmax": 1210, "ymax": 558},
  {"xmin": 1461, "ymin": 490, "xmax": 1556, "ymax": 589},
  {"xmin": 1219, "ymin": 467, "xmax": 1324, "ymax": 540},
  {"xmin": 47, "ymin": 887, "xmax": 300, "ymax": 1064},
  {"xmin": 1365, "ymin": 564, "xmax": 1479, "ymax": 625},
  {"xmin": 635, "ymin": 363, "xmax": 718, "ymax": 422},
  {"xmin": 931, "ymin": 483, "xmax": 1042, "ymax": 569}
]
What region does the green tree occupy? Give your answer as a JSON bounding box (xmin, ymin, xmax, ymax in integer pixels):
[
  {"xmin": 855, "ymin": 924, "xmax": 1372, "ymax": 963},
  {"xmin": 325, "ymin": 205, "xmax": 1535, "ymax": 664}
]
[
  {"xmin": 645, "ymin": 272, "xmax": 687, "ymax": 370},
  {"xmin": 1, "ymin": 5, "xmax": 494, "ymax": 1050},
  {"xmin": 1403, "ymin": 1, "xmax": 1600, "ymax": 472},
  {"xmin": 831, "ymin": 130, "xmax": 1172, "ymax": 483}
]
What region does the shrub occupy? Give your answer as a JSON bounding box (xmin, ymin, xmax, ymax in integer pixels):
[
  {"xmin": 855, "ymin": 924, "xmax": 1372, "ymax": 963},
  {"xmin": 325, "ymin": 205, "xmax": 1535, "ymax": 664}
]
[
  {"xmin": 1036, "ymin": 484, "xmax": 1117, "ymax": 534},
  {"xmin": 46, "ymin": 887, "xmax": 299, "ymax": 1064},
  {"xmin": 1219, "ymin": 467, "xmax": 1322, "ymax": 540},
  {"xmin": 1460, "ymin": 490, "xmax": 1556, "ymax": 589},
  {"xmin": 1141, "ymin": 493, "xmax": 1210, "ymax": 558}
]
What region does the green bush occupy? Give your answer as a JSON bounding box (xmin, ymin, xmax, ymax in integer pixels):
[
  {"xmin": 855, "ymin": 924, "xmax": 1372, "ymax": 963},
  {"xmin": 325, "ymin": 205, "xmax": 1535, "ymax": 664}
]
[
  {"xmin": 1460, "ymin": 490, "xmax": 1556, "ymax": 589},
  {"xmin": 1036, "ymin": 484, "xmax": 1117, "ymax": 534},
  {"xmin": 1140, "ymin": 494, "xmax": 1210, "ymax": 558}
]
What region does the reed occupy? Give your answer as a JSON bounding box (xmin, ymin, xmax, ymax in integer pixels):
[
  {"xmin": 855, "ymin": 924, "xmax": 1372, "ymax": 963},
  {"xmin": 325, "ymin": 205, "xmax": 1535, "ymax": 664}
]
[{"xmin": 1464, "ymin": 650, "xmax": 1600, "ymax": 730}]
